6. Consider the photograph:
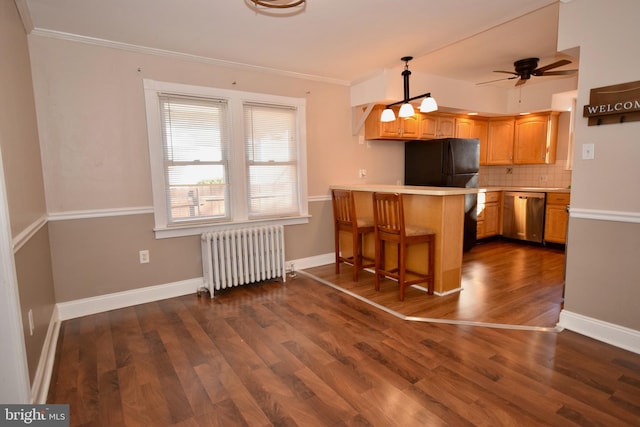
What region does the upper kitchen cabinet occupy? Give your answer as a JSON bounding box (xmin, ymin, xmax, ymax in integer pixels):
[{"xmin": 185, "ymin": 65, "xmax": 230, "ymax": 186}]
[
  {"xmin": 365, "ymin": 105, "xmax": 420, "ymax": 140},
  {"xmin": 420, "ymin": 113, "xmax": 455, "ymax": 139},
  {"xmin": 513, "ymin": 112, "xmax": 559, "ymax": 164},
  {"xmin": 456, "ymin": 117, "xmax": 489, "ymax": 165},
  {"xmin": 486, "ymin": 117, "xmax": 515, "ymax": 165}
]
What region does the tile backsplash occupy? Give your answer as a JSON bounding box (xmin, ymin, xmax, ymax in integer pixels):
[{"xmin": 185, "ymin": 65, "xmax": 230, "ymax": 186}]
[{"xmin": 479, "ymin": 163, "xmax": 572, "ymax": 188}]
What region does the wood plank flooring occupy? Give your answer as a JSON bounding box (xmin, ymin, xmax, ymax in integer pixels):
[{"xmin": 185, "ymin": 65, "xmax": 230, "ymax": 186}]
[
  {"xmin": 47, "ymin": 241, "xmax": 640, "ymax": 426},
  {"xmin": 305, "ymin": 240, "xmax": 566, "ymax": 328}
]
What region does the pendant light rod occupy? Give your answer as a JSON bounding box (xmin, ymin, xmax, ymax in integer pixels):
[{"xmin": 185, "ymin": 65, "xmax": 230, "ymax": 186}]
[
  {"xmin": 402, "ymin": 56, "xmax": 412, "ymax": 102},
  {"xmin": 385, "ymin": 92, "xmax": 432, "ymax": 109},
  {"xmin": 383, "ymin": 56, "xmax": 435, "ymax": 109}
]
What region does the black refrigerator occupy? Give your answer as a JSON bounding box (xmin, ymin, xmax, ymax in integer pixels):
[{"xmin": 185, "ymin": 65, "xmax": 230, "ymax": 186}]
[{"xmin": 404, "ymin": 138, "xmax": 480, "ymax": 252}]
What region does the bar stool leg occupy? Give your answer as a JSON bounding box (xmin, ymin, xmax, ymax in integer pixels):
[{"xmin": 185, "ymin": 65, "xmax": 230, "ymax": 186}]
[{"xmin": 399, "ymin": 242, "xmax": 406, "ymax": 301}]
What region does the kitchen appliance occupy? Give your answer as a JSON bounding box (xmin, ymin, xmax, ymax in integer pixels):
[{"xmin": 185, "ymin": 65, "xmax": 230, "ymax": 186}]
[
  {"xmin": 502, "ymin": 191, "xmax": 546, "ymax": 243},
  {"xmin": 404, "ymin": 138, "xmax": 480, "ymax": 251}
]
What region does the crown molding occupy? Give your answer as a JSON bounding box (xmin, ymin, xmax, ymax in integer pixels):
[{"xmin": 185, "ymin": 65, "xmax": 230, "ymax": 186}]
[{"xmin": 29, "ymin": 28, "xmax": 350, "ymax": 86}]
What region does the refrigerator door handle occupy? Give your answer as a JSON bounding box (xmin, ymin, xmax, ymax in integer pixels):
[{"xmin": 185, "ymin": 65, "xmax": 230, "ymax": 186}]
[{"xmin": 448, "ymin": 142, "xmax": 456, "ymax": 176}]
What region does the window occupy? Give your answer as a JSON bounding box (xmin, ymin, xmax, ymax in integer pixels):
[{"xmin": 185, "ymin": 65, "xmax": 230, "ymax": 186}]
[
  {"xmin": 160, "ymin": 95, "xmax": 230, "ymax": 224},
  {"xmin": 244, "ymin": 102, "xmax": 299, "ymax": 218},
  {"xmin": 144, "ymin": 80, "xmax": 308, "ymax": 238}
]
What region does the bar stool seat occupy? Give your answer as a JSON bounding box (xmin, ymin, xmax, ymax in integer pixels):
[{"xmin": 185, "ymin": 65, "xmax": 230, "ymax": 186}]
[
  {"xmin": 332, "ymin": 189, "xmax": 375, "ymax": 281},
  {"xmin": 373, "ymin": 192, "xmax": 435, "ymax": 300}
]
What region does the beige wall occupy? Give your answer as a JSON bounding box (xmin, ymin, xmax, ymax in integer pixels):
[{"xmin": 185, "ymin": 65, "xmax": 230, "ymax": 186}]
[
  {"xmin": 14, "ymin": 225, "xmax": 56, "ymax": 379},
  {"xmin": 559, "ymin": 0, "xmax": 640, "ymax": 330},
  {"xmin": 28, "ymin": 35, "xmax": 404, "ymax": 302},
  {"xmin": 48, "ymin": 214, "xmax": 201, "ymax": 301},
  {"xmin": 0, "ymin": 0, "xmax": 56, "ymax": 387}
]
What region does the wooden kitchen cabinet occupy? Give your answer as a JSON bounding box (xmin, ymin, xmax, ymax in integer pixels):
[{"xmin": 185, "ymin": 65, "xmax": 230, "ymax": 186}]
[
  {"xmin": 486, "ymin": 118, "xmax": 515, "ymax": 165},
  {"xmin": 514, "ymin": 112, "xmax": 559, "ymax": 164},
  {"xmin": 456, "ymin": 117, "xmax": 489, "ymax": 165},
  {"xmin": 420, "ymin": 113, "xmax": 455, "ymax": 139},
  {"xmin": 544, "ymin": 192, "xmax": 570, "ymax": 244},
  {"xmin": 477, "ymin": 191, "xmax": 502, "ymax": 239},
  {"xmin": 365, "ymin": 105, "xmax": 420, "ymax": 140}
]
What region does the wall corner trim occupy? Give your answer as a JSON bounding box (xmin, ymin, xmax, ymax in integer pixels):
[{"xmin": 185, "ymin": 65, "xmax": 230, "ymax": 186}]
[{"xmin": 558, "ymin": 309, "xmax": 640, "ymax": 355}]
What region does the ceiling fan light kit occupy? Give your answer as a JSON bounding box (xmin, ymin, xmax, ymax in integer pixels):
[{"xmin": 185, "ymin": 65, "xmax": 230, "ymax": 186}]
[{"xmin": 381, "ymin": 56, "xmax": 438, "ymax": 122}]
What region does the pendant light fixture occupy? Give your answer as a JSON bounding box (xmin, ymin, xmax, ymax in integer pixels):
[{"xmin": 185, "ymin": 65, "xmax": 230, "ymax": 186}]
[{"xmin": 380, "ymin": 56, "xmax": 438, "ymax": 122}]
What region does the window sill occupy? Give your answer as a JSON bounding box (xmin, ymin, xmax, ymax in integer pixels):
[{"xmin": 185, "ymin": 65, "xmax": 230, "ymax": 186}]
[{"xmin": 153, "ymin": 215, "xmax": 311, "ymax": 239}]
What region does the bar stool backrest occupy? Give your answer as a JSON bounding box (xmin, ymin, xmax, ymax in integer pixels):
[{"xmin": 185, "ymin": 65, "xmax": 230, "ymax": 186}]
[{"xmin": 373, "ymin": 192, "xmax": 404, "ymax": 236}]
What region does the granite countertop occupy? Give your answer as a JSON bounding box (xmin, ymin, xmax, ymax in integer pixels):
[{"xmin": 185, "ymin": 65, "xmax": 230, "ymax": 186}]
[{"xmin": 480, "ymin": 186, "xmax": 571, "ymax": 193}]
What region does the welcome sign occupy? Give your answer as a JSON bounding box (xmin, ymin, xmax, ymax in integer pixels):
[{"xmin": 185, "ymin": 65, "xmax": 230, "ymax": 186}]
[{"xmin": 582, "ymin": 80, "xmax": 640, "ymax": 126}]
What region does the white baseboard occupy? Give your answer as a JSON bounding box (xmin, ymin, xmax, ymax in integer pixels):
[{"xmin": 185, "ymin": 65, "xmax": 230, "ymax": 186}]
[
  {"xmin": 287, "ymin": 253, "xmax": 334, "ymax": 273},
  {"xmin": 56, "ymin": 277, "xmax": 203, "ymax": 321},
  {"xmin": 30, "ymin": 306, "xmax": 60, "ymax": 404},
  {"xmin": 558, "ymin": 310, "xmax": 640, "ymax": 354}
]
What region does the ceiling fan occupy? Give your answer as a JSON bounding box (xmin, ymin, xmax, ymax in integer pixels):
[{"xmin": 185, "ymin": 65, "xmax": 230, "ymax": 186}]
[{"xmin": 478, "ymin": 57, "xmax": 577, "ymax": 86}]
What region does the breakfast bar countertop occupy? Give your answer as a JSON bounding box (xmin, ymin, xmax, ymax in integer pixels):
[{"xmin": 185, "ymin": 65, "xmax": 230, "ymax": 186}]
[
  {"xmin": 479, "ymin": 186, "xmax": 571, "ymax": 193},
  {"xmin": 329, "ymin": 184, "xmax": 478, "ymax": 196},
  {"xmin": 329, "ymin": 184, "xmax": 471, "ymax": 295}
]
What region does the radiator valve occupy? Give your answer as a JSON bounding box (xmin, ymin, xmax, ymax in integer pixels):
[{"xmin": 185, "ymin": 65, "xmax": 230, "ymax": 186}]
[{"xmin": 288, "ymin": 263, "xmax": 297, "ymax": 278}]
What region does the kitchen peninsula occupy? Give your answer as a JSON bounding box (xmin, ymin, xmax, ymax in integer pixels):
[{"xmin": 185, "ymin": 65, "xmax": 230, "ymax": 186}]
[{"xmin": 330, "ymin": 184, "xmax": 477, "ymax": 295}]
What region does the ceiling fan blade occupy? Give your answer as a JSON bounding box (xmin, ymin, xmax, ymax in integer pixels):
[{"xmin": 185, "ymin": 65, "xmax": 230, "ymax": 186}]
[
  {"xmin": 537, "ymin": 69, "xmax": 578, "ymax": 76},
  {"xmin": 493, "ymin": 70, "xmax": 519, "ymax": 75},
  {"xmin": 515, "ymin": 78, "xmax": 527, "ymax": 87},
  {"xmin": 476, "ymin": 76, "xmax": 518, "ymax": 85},
  {"xmin": 534, "ymin": 59, "xmax": 572, "ymax": 73}
]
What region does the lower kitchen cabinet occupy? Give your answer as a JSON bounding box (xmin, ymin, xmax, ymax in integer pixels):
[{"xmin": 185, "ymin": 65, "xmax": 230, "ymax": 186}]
[
  {"xmin": 544, "ymin": 192, "xmax": 571, "ymax": 244},
  {"xmin": 477, "ymin": 191, "xmax": 502, "ymax": 239}
]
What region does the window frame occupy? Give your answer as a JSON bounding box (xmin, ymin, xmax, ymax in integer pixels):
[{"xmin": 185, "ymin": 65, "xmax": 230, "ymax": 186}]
[{"xmin": 143, "ymin": 79, "xmax": 309, "ymax": 239}]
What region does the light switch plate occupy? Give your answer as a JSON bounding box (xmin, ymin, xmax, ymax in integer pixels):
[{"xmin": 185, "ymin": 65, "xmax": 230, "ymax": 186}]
[{"xmin": 582, "ymin": 143, "xmax": 595, "ymax": 160}]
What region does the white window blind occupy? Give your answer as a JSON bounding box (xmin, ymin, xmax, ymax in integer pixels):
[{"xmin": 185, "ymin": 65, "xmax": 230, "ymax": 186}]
[
  {"xmin": 144, "ymin": 79, "xmax": 308, "ymax": 237},
  {"xmin": 243, "ymin": 102, "xmax": 299, "ymax": 218},
  {"xmin": 159, "ymin": 94, "xmax": 230, "ymax": 224}
]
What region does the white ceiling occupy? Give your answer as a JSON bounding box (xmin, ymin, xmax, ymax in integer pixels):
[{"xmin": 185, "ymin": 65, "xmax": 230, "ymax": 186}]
[{"xmin": 20, "ymin": 0, "xmax": 577, "ymax": 87}]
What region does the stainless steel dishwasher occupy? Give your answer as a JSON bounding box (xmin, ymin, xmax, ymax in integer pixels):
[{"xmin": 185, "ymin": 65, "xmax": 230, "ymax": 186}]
[{"xmin": 502, "ymin": 191, "xmax": 546, "ymax": 243}]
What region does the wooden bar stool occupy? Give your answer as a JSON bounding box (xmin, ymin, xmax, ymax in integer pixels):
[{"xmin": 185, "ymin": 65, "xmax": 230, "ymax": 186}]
[
  {"xmin": 332, "ymin": 189, "xmax": 375, "ymax": 281},
  {"xmin": 372, "ymin": 192, "xmax": 435, "ymax": 300}
]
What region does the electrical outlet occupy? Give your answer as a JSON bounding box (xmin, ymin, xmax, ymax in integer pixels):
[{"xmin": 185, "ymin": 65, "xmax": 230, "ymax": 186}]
[
  {"xmin": 539, "ymin": 175, "xmax": 548, "ymax": 183},
  {"xmin": 139, "ymin": 250, "xmax": 150, "ymax": 264}
]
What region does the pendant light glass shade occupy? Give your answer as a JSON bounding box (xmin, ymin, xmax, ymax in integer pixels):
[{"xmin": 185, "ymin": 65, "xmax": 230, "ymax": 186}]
[
  {"xmin": 380, "ymin": 108, "xmax": 396, "ymax": 122},
  {"xmin": 419, "ymin": 96, "xmax": 438, "ymax": 113},
  {"xmin": 398, "ymin": 103, "xmax": 415, "ymax": 118}
]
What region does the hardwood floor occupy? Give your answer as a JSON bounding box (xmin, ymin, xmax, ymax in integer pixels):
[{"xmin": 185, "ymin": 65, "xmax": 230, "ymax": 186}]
[
  {"xmin": 48, "ymin": 241, "xmax": 640, "ymax": 426},
  {"xmin": 305, "ymin": 240, "xmax": 566, "ymax": 328}
]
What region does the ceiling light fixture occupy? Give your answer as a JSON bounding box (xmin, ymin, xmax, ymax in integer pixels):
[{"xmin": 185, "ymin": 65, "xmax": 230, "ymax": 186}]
[
  {"xmin": 249, "ymin": 0, "xmax": 305, "ymax": 8},
  {"xmin": 381, "ymin": 56, "xmax": 438, "ymax": 122}
]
